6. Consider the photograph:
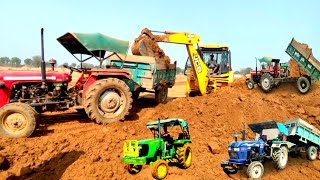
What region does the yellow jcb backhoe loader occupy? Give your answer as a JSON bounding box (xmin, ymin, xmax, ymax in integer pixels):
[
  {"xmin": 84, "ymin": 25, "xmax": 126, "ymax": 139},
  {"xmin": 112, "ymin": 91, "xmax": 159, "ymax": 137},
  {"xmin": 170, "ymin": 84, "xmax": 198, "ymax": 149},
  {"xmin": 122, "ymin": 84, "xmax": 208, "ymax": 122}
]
[{"xmin": 132, "ymin": 28, "xmax": 234, "ymax": 96}]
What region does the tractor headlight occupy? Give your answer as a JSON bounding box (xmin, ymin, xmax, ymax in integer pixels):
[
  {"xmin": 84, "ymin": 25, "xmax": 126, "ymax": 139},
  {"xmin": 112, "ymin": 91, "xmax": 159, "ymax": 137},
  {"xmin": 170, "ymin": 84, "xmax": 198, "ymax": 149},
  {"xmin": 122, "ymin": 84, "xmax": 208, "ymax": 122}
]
[
  {"xmin": 241, "ymin": 147, "xmax": 247, "ymax": 151},
  {"xmin": 228, "ymin": 147, "xmax": 231, "ymax": 151},
  {"xmin": 233, "ymin": 147, "xmax": 240, "ymax": 151},
  {"xmin": 0, "ymin": 81, "xmax": 5, "ymax": 89}
]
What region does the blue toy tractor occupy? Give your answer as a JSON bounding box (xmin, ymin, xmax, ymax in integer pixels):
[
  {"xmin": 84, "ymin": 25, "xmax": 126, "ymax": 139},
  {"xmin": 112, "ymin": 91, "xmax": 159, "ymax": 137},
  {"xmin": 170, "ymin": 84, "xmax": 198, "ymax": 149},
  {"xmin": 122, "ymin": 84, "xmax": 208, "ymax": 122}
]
[{"xmin": 221, "ymin": 121, "xmax": 289, "ymax": 178}]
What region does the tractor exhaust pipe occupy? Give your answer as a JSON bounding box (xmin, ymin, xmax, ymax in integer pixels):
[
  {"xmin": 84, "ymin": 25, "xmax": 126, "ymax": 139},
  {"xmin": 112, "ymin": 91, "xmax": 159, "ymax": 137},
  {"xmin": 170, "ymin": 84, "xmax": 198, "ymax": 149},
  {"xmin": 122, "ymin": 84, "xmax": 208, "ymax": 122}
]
[
  {"xmin": 41, "ymin": 28, "xmax": 46, "ymax": 89},
  {"xmin": 242, "ymin": 122, "xmax": 246, "ymax": 141}
]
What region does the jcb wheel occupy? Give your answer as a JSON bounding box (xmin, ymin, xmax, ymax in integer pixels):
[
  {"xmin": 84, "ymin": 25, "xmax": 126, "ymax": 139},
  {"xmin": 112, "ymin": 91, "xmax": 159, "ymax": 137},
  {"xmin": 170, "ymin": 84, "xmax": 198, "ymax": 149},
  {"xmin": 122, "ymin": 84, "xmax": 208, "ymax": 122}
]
[
  {"xmin": 272, "ymin": 146, "xmax": 288, "ymax": 170},
  {"xmin": 84, "ymin": 78, "xmax": 132, "ymax": 124},
  {"xmin": 155, "ymin": 86, "xmax": 168, "ymax": 104},
  {"xmin": 151, "ymin": 159, "xmax": 168, "ymax": 180},
  {"xmin": 306, "ymin": 146, "xmax": 317, "ymax": 161},
  {"xmin": 126, "ymin": 164, "xmax": 142, "ymax": 174},
  {"xmin": 0, "ymin": 103, "xmax": 37, "ymax": 138},
  {"xmin": 246, "ymin": 161, "xmax": 264, "ymax": 178},
  {"xmin": 260, "ymin": 73, "xmax": 274, "ymax": 92},
  {"xmin": 176, "ymin": 143, "xmax": 192, "ymax": 169}
]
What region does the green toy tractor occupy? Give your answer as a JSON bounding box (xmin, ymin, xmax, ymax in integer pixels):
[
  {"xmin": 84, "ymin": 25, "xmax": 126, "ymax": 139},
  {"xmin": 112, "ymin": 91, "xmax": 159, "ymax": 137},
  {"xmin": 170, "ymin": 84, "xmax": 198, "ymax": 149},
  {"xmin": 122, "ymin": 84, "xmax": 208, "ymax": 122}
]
[{"xmin": 122, "ymin": 118, "xmax": 192, "ymax": 179}]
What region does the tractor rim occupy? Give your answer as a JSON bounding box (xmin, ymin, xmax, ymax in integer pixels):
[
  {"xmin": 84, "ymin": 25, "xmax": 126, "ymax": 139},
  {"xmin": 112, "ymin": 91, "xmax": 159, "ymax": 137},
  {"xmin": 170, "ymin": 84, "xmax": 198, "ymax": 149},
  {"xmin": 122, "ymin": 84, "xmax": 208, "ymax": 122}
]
[
  {"xmin": 248, "ymin": 81, "xmax": 253, "ymax": 89},
  {"xmin": 251, "ymin": 164, "xmax": 262, "ymax": 178},
  {"xmin": 99, "ymin": 90, "xmax": 124, "ymax": 117},
  {"xmin": 280, "ymin": 150, "xmax": 288, "ymax": 167},
  {"xmin": 157, "ymin": 163, "xmax": 167, "ymax": 179},
  {"xmin": 185, "ymin": 148, "xmax": 192, "ymax": 167},
  {"xmin": 262, "ymin": 78, "xmax": 270, "ymax": 89},
  {"xmin": 300, "ymin": 81, "xmax": 307, "ymax": 89},
  {"xmin": 3, "ymin": 112, "xmax": 27, "ymax": 133}
]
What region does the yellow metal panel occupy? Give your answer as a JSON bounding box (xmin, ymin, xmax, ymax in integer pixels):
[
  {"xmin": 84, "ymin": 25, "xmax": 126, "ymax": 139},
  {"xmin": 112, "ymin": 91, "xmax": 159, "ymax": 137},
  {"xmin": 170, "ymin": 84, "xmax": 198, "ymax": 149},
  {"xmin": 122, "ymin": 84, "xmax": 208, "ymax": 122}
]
[
  {"xmin": 199, "ymin": 44, "xmax": 229, "ymax": 49},
  {"xmin": 186, "ymin": 44, "xmax": 209, "ymax": 95},
  {"xmin": 123, "ymin": 140, "xmax": 139, "ymax": 157}
]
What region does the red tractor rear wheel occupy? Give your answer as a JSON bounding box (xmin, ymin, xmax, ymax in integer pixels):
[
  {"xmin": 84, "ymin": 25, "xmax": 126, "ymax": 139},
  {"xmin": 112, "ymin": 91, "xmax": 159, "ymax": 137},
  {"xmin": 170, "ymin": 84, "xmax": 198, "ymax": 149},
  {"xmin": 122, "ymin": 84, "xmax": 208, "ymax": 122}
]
[
  {"xmin": 84, "ymin": 78, "xmax": 132, "ymax": 124},
  {"xmin": 0, "ymin": 103, "xmax": 37, "ymax": 138}
]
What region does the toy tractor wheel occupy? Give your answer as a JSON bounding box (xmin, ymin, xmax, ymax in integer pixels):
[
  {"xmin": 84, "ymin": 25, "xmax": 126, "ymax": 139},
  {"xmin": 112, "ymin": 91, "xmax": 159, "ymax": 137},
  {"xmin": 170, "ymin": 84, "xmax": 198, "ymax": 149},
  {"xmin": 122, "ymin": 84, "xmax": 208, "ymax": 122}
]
[
  {"xmin": 84, "ymin": 78, "xmax": 132, "ymax": 124},
  {"xmin": 297, "ymin": 76, "xmax": 311, "ymax": 94},
  {"xmin": 272, "ymin": 146, "xmax": 288, "ymax": 170},
  {"xmin": 151, "ymin": 159, "xmax": 168, "ymax": 180},
  {"xmin": 0, "ymin": 103, "xmax": 37, "ymax": 138},
  {"xmin": 126, "ymin": 164, "xmax": 142, "ymax": 174},
  {"xmin": 155, "ymin": 86, "xmax": 168, "ymax": 104},
  {"xmin": 247, "ymin": 79, "xmax": 254, "ymax": 90},
  {"xmin": 260, "ymin": 73, "xmax": 274, "ymax": 92},
  {"xmin": 176, "ymin": 143, "xmax": 192, "ymax": 169},
  {"xmin": 246, "ymin": 161, "xmax": 264, "ymax": 178},
  {"xmin": 306, "ymin": 146, "xmax": 317, "ymax": 161},
  {"xmin": 223, "ymin": 167, "xmax": 238, "ymax": 175}
]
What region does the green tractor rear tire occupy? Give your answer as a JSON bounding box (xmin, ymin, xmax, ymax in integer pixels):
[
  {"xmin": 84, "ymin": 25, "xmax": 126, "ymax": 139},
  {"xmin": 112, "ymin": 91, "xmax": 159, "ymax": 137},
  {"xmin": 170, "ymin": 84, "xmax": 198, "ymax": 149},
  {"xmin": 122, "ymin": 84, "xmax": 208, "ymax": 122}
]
[
  {"xmin": 176, "ymin": 143, "xmax": 192, "ymax": 169},
  {"xmin": 0, "ymin": 103, "xmax": 37, "ymax": 138},
  {"xmin": 151, "ymin": 159, "xmax": 168, "ymax": 180},
  {"xmin": 84, "ymin": 78, "xmax": 132, "ymax": 124}
]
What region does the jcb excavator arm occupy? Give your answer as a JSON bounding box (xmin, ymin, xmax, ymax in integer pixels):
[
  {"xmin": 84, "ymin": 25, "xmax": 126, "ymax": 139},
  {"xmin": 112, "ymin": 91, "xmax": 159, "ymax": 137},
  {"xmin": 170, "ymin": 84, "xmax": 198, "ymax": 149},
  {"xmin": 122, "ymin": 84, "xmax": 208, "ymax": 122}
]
[{"xmin": 132, "ymin": 28, "xmax": 209, "ymax": 95}]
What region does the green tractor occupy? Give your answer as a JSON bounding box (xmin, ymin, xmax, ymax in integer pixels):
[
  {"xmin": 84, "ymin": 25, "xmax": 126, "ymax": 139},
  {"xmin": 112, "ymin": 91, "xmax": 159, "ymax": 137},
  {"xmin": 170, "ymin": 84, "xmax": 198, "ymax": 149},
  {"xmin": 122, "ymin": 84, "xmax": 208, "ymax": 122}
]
[{"xmin": 122, "ymin": 118, "xmax": 192, "ymax": 179}]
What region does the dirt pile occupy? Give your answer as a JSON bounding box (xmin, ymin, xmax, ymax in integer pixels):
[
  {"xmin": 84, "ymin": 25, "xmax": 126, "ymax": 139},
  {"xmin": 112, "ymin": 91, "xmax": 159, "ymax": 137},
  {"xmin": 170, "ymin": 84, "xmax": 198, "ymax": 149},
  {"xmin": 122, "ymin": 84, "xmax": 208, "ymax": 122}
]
[{"xmin": 1, "ymin": 78, "xmax": 320, "ymax": 180}]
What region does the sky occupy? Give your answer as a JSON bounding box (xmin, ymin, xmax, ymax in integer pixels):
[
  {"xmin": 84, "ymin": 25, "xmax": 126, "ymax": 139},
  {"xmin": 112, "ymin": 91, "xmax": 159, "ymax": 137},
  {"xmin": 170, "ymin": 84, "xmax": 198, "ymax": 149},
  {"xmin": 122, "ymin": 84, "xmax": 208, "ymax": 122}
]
[{"xmin": 0, "ymin": 0, "xmax": 319, "ymax": 70}]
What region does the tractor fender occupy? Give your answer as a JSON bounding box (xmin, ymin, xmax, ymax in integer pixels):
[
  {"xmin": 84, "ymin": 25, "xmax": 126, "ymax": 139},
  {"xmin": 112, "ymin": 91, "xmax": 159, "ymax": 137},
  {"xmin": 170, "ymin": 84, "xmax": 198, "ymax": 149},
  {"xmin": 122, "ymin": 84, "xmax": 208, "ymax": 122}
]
[{"xmin": 82, "ymin": 71, "xmax": 132, "ymax": 103}]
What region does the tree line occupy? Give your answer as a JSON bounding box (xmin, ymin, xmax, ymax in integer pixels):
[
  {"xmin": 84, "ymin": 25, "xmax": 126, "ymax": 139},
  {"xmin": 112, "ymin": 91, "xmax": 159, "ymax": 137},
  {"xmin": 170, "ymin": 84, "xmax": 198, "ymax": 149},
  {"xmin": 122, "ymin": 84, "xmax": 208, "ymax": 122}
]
[{"xmin": 0, "ymin": 56, "xmax": 185, "ymax": 74}]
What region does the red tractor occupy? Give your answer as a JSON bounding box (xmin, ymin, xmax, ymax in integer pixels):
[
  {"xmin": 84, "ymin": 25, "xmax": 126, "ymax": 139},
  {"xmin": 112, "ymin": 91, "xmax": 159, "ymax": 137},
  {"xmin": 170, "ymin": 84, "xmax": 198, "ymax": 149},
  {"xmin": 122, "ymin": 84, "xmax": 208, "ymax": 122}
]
[
  {"xmin": 245, "ymin": 57, "xmax": 304, "ymax": 93},
  {"xmin": 0, "ymin": 29, "xmax": 134, "ymax": 138}
]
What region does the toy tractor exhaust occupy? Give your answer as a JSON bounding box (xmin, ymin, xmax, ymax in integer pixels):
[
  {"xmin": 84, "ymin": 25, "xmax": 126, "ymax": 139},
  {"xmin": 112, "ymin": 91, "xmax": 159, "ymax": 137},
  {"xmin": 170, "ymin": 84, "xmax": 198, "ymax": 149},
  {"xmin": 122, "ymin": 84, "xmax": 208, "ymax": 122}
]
[{"xmin": 40, "ymin": 28, "xmax": 46, "ymax": 89}]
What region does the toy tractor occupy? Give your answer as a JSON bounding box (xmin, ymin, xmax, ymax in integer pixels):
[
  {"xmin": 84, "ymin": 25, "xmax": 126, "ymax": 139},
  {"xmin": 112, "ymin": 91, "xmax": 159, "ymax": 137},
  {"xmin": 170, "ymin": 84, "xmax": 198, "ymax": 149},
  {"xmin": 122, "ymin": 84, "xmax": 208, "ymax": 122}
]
[
  {"xmin": 246, "ymin": 57, "xmax": 292, "ymax": 92},
  {"xmin": 221, "ymin": 121, "xmax": 289, "ymax": 178},
  {"xmin": 122, "ymin": 118, "xmax": 192, "ymax": 179}
]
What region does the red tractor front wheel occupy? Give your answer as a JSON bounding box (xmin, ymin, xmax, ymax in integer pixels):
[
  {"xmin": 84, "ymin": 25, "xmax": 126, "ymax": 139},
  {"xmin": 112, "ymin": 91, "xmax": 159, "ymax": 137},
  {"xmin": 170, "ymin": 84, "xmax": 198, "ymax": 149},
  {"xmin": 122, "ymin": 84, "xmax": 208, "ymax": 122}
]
[{"xmin": 0, "ymin": 103, "xmax": 37, "ymax": 138}]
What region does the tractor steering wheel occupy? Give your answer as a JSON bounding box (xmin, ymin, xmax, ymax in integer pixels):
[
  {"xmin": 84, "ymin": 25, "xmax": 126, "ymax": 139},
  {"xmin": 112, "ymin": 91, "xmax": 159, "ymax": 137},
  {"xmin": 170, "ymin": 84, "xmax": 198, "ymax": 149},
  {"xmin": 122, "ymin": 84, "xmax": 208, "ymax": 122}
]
[{"xmin": 63, "ymin": 65, "xmax": 82, "ymax": 73}]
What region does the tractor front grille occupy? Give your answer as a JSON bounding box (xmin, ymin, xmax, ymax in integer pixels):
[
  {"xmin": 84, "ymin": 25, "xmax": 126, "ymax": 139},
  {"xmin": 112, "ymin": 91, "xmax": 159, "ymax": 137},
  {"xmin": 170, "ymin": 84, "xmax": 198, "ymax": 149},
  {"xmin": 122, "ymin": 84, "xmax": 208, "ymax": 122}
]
[{"xmin": 229, "ymin": 152, "xmax": 238, "ymax": 159}]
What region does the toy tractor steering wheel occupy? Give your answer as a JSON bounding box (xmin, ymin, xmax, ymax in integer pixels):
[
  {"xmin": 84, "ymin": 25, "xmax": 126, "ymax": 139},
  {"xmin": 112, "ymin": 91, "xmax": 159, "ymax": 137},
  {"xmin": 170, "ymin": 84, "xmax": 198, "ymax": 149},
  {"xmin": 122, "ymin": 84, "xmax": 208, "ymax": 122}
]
[{"xmin": 63, "ymin": 64, "xmax": 82, "ymax": 73}]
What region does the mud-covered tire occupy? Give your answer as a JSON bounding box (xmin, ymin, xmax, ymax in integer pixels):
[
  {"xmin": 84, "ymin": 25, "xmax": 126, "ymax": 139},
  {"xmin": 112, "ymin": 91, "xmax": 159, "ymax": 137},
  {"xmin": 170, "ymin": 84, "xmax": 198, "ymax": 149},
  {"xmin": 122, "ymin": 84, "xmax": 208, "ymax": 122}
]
[
  {"xmin": 0, "ymin": 103, "xmax": 37, "ymax": 138},
  {"xmin": 260, "ymin": 73, "xmax": 274, "ymax": 92},
  {"xmin": 176, "ymin": 143, "xmax": 192, "ymax": 169},
  {"xmin": 272, "ymin": 146, "xmax": 288, "ymax": 170},
  {"xmin": 223, "ymin": 167, "xmax": 238, "ymax": 175},
  {"xmin": 246, "ymin": 161, "xmax": 264, "ymax": 178},
  {"xmin": 247, "ymin": 79, "xmax": 254, "ymax": 90},
  {"xmin": 126, "ymin": 164, "xmax": 142, "ymax": 174},
  {"xmin": 297, "ymin": 76, "xmax": 311, "ymax": 94},
  {"xmin": 151, "ymin": 159, "xmax": 168, "ymax": 180},
  {"xmin": 84, "ymin": 78, "xmax": 132, "ymax": 124},
  {"xmin": 306, "ymin": 146, "xmax": 317, "ymax": 161},
  {"xmin": 155, "ymin": 86, "xmax": 168, "ymax": 104}
]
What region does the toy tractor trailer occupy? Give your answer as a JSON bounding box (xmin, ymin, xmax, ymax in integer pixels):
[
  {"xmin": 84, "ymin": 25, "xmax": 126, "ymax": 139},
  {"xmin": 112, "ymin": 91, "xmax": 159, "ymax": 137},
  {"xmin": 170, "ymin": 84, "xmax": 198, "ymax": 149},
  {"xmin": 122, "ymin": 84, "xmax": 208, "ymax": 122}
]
[
  {"xmin": 0, "ymin": 29, "xmax": 176, "ymax": 138},
  {"xmin": 284, "ymin": 118, "xmax": 320, "ymax": 160}
]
